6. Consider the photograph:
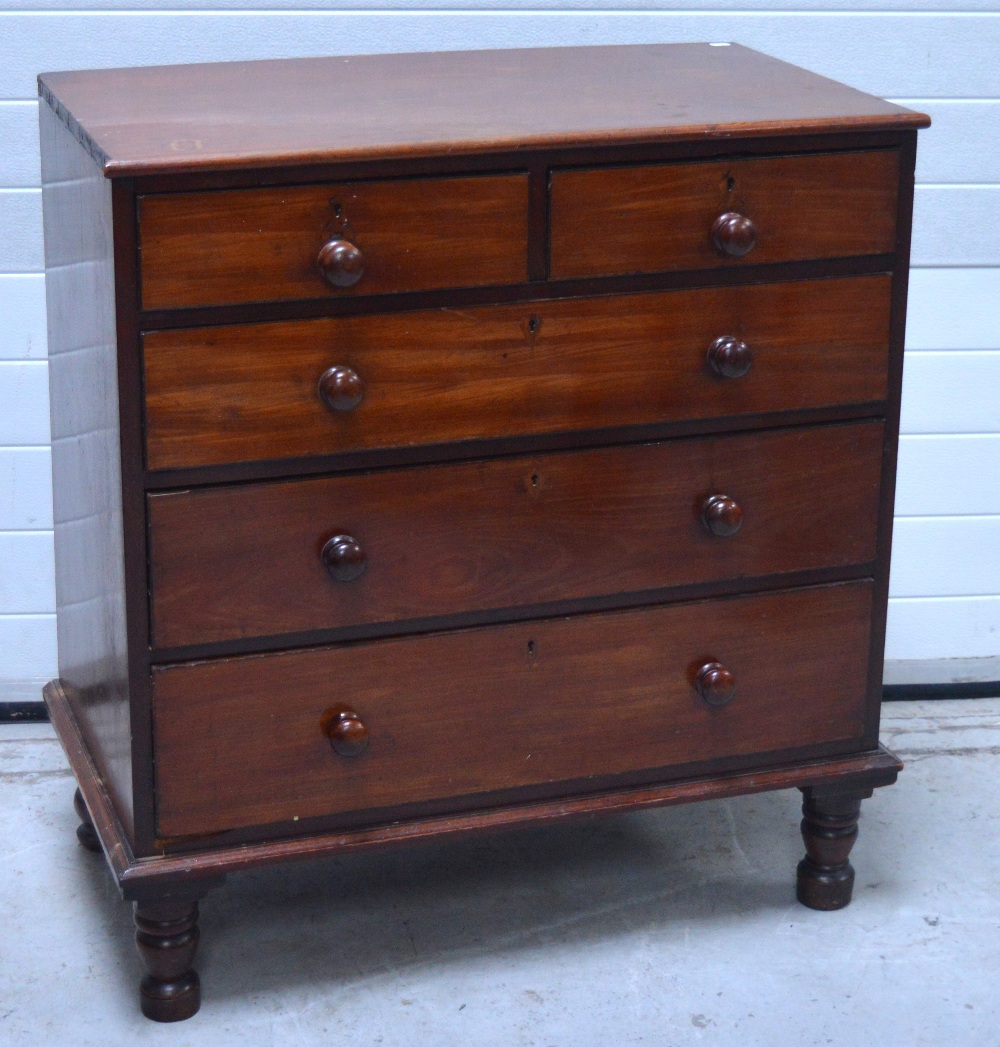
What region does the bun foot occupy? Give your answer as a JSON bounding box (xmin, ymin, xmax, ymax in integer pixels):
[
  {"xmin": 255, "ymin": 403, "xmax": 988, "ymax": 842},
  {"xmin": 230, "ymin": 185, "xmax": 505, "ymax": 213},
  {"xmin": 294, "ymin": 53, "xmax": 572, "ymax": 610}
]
[
  {"xmin": 796, "ymin": 856, "xmax": 855, "ymax": 910},
  {"xmin": 134, "ymin": 900, "xmax": 202, "ymax": 1022},
  {"xmin": 73, "ymin": 788, "xmax": 101, "ymax": 853},
  {"xmin": 140, "ymin": 970, "xmax": 201, "ymax": 1022},
  {"xmin": 796, "ymin": 786, "xmax": 870, "ymax": 911}
]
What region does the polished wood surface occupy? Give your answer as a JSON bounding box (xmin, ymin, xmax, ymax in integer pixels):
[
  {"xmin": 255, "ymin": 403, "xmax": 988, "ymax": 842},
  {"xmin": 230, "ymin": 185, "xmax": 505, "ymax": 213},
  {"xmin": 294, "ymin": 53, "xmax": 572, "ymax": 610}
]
[
  {"xmin": 39, "ymin": 102, "xmax": 137, "ymax": 839},
  {"xmin": 694, "ymin": 661, "xmax": 738, "ymax": 708},
  {"xmin": 550, "ymin": 151, "xmax": 899, "ymax": 279},
  {"xmin": 39, "ymin": 43, "xmax": 925, "ymax": 1021},
  {"xmin": 148, "ymin": 422, "xmax": 883, "ymax": 649},
  {"xmin": 139, "ymin": 173, "xmax": 529, "ymax": 309},
  {"xmin": 152, "ymin": 582, "xmax": 873, "ymax": 838},
  {"xmin": 317, "ymin": 365, "xmax": 365, "ymax": 413},
  {"xmin": 39, "ymin": 44, "xmax": 928, "ymax": 177},
  {"xmin": 706, "ymin": 335, "xmax": 754, "ymax": 380},
  {"xmin": 701, "ymin": 494, "xmax": 744, "ymax": 538},
  {"xmin": 143, "ymin": 275, "xmax": 891, "ymax": 471},
  {"xmin": 322, "ymin": 705, "xmax": 370, "ymax": 758},
  {"xmin": 320, "ymin": 534, "xmax": 367, "ymax": 583},
  {"xmin": 46, "ymin": 676, "xmax": 902, "ymax": 885},
  {"xmin": 134, "ymin": 900, "xmax": 202, "ymax": 1021},
  {"xmin": 73, "ymin": 788, "xmax": 102, "ymax": 853},
  {"xmin": 712, "ymin": 211, "xmax": 757, "ymax": 257},
  {"xmin": 134, "ymin": 900, "xmax": 201, "ymax": 1022},
  {"xmin": 796, "ymin": 786, "xmax": 870, "ymax": 910},
  {"xmin": 316, "ymin": 237, "xmax": 364, "ymax": 288}
]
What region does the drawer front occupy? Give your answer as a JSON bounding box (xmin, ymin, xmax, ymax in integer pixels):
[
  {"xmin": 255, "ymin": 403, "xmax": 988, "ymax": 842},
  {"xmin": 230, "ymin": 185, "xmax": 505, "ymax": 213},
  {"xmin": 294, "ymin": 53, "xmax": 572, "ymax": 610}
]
[
  {"xmin": 152, "ymin": 581, "xmax": 874, "ymax": 838},
  {"xmin": 139, "ymin": 174, "xmax": 530, "ymax": 309},
  {"xmin": 550, "ymin": 151, "xmax": 899, "ymax": 280},
  {"xmin": 144, "ymin": 275, "xmax": 891, "ymax": 471},
  {"xmin": 148, "ymin": 422, "xmax": 883, "ymax": 649}
]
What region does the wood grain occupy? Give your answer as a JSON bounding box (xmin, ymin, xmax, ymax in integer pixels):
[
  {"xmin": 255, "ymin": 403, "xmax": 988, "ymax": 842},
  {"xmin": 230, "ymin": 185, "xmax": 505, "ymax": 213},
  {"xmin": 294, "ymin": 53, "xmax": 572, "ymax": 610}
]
[
  {"xmin": 138, "ymin": 173, "xmax": 529, "ymax": 309},
  {"xmin": 152, "ymin": 581, "xmax": 874, "ymax": 838},
  {"xmin": 39, "ymin": 100, "xmax": 135, "ymax": 839},
  {"xmin": 550, "ymin": 151, "xmax": 900, "ymax": 279},
  {"xmin": 44, "ymin": 675, "xmax": 900, "ymax": 887},
  {"xmin": 142, "ymin": 275, "xmax": 891, "ymax": 471},
  {"xmin": 37, "ymin": 44, "xmax": 928, "ymax": 178},
  {"xmin": 147, "ymin": 422, "xmax": 884, "ymax": 649},
  {"xmin": 862, "ymin": 130, "xmax": 919, "ymax": 749}
]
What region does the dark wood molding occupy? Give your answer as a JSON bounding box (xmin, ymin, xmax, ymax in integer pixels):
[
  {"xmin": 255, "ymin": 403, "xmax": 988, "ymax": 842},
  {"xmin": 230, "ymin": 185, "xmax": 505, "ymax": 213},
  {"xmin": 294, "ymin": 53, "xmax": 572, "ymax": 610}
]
[
  {"xmin": 143, "ymin": 403, "xmax": 888, "ymax": 492},
  {"xmin": 146, "ymin": 563, "xmax": 877, "ymax": 665},
  {"xmin": 125, "ymin": 132, "xmax": 912, "ymax": 196},
  {"xmin": 862, "ymin": 131, "xmax": 920, "ymax": 750},
  {"xmin": 138, "ymin": 254, "xmax": 896, "ymax": 331},
  {"xmin": 45, "ymin": 676, "xmax": 900, "ymax": 893}
]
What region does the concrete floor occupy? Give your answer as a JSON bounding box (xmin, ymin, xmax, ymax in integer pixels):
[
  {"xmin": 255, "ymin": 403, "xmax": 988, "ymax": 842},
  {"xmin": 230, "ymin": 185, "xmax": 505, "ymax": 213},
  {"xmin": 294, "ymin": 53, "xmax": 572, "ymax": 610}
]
[{"xmin": 2, "ymin": 699, "xmax": 998, "ymax": 1046}]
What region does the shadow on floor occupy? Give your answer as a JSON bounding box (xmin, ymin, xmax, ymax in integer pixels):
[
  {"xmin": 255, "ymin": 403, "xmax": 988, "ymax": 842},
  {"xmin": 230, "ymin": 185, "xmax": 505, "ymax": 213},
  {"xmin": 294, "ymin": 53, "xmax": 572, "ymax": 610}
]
[{"xmin": 73, "ymin": 788, "xmax": 805, "ymax": 1006}]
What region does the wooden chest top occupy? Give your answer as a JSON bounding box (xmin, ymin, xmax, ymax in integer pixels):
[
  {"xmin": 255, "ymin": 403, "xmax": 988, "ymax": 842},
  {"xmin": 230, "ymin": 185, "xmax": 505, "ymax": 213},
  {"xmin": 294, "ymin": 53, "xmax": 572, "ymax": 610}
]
[{"xmin": 38, "ymin": 43, "xmax": 928, "ymax": 176}]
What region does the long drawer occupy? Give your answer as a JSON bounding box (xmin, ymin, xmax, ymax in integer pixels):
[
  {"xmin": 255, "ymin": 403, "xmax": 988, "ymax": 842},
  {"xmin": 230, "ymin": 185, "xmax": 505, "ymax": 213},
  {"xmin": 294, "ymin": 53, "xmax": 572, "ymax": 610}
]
[
  {"xmin": 147, "ymin": 421, "xmax": 883, "ymax": 649},
  {"xmin": 139, "ymin": 173, "xmax": 530, "ymax": 309},
  {"xmin": 550, "ymin": 151, "xmax": 899, "ymax": 279},
  {"xmin": 152, "ymin": 581, "xmax": 874, "ymax": 839},
  {"xmin": 143, "ymin": 275, "xmax": 891, "ymax": 471}
]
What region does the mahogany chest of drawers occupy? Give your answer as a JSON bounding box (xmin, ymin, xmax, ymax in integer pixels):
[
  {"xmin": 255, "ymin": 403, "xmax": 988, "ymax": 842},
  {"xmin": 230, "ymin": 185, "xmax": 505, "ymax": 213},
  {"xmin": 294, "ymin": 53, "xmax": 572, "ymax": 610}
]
[{"xmin": 39, "ymin": 43, "xmax": 928, "ymax": 1021}]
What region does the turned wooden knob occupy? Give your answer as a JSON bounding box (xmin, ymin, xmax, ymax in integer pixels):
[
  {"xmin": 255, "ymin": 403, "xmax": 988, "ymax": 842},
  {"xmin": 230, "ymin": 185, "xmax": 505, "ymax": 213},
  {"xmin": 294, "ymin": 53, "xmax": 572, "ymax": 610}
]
[
  {"xmin": 318, "ymin": 365, "xmax": 365, "ymax": 412},
  {"xmin": 317, "ymin": 238, "xmax": 364, "ymax": 288},
  {"xmin": 695, "ymin": 661, "xmax": 737, "ymax": 707},
  {"xmin": 707, "ymin": 336, "xmax": 753, "ymax": 379},
  {"xmin": 712, "ymin": 212, "xmax": 757, "ymax": 257},
  {"xmin": 702, "ymin": 494, "xmax": 743, "ymax": 537},
  {"xmin": 324, "ymin": 705, "xmax": 369, "ymax": 756},
  {"xmin": 321, "ymin": 534, "xmax": 366, "ymax": 581}
]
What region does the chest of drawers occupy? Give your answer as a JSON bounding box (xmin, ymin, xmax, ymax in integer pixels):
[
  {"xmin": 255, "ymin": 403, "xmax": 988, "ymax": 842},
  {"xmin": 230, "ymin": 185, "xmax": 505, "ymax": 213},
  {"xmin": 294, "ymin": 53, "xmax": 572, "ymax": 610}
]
[{"xmin": 39, "ymin": 43, "xmax": 928, "ymax": 1021}]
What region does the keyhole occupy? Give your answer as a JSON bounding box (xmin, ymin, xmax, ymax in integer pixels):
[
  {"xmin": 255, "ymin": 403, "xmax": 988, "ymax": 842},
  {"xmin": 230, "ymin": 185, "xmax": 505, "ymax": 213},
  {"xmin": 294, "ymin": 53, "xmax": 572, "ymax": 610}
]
[
  {"xmin": 331, "ymin": 202, "xmax": 343, "ymax": 218},
  {"xmin": 527, "ymin": 315, "xmax": 541, "ymax": 335},
  {"xmin": 726, "ymin": 176, "xmax": 735, "ymax": 192},
  {"xmin": 531, "ymin": 474, "xmax": 539, "ymax": 487},
  {"xmin": 527, "ymin": 640, "xmax": 537, "ymax": 658}
]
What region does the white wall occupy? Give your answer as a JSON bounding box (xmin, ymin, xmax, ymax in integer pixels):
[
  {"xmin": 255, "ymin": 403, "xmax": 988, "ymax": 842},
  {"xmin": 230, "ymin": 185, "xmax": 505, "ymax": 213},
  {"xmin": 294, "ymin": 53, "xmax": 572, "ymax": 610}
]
[{"xmin": 2, "ymin": 2, "xmax": 999, "ymax": 692}]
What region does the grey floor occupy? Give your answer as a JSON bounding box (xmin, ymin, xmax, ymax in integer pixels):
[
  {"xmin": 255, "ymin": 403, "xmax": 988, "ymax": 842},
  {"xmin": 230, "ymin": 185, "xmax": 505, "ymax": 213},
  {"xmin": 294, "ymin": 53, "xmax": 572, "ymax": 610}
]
[{"xmin": 2, "ymin": 699, "xmax": 999, "ymax": 1046}]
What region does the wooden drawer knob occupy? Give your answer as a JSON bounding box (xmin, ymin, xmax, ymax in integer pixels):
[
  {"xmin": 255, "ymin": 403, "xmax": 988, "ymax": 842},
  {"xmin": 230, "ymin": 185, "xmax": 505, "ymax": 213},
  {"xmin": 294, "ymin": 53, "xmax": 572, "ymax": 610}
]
[
  {"xmin": 321, "ymin": 534, "xmax": 366, "ymax": 581},
  {"xmin": 324, "ymin": 705, "xmax": 369, "ymax": 756},
  {"xmin": 702, "ymin": 494, "xmax": 743, "ymax": 537},
  {"xmin": 318, "ymin": 365, "xmax": 365, "ymax": 412},
  {"xmin": 695, "ymin": 661, "xmax": 737, "ymax": 707},
  {"xmin": 317, "ymin": 238, "xmax": 365, "ymax": 288},
  {"xmin": 707, "ymin": 336, "xmax": 753, "ymax": 379},
  {"xmin": 712, "ymin": 212, "xmax": 756, "ymax": 257}
]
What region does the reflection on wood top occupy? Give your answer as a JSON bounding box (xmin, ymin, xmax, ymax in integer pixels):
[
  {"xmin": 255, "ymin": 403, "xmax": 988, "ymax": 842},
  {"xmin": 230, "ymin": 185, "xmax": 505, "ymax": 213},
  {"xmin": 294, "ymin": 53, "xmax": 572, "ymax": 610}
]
[{"xmin": 38, "ymin": 43, "xmax": 930, "ymax": 177}]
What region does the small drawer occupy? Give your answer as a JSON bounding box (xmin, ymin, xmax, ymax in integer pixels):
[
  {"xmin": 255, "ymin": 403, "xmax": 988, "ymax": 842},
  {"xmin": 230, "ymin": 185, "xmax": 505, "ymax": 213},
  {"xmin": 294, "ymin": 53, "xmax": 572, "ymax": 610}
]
[
  {"xmin": 143, "ymin": 274, "xmax": 891, "ymax": 471},
  {"xmin": 549, "ymin": 151, "xmax": 899, "ymax": 280},
  {"xmin": 152, "ymin": 581, "xmax": 873, "ymax": 839},
  {"xmin": 147, "ymin": 421, "xmax": 883, "ymax": 649},
  {"xmin": 139, "ymin": 173, "xmax": 530, "ymax": 309}
]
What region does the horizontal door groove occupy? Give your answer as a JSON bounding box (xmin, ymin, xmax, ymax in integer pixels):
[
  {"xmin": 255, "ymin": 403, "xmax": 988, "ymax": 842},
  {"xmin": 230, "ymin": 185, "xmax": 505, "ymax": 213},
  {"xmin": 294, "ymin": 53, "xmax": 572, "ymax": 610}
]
[
  {"xmin": 130, "ymin": 130, "xmax": 909, "ymax": 195},
  {"xmin": 157, "ymin": 735, "xmax": 871, "ymax": 854},
  {"xmin": 138, "ymin": 254, "xmax": 895, "ymax": 331},
  {"xmin": 147, "ymin": 563, "xmax": 877, "ymax": 666},
  {"xmin": 144, "ymin": 275, "xmax": 892, "ymax": 472},
  {"xmin": 151, "ymin": 581, "xmax": 876, "ymax": 839},
  {"xmin": 143, "ymin": 405, "xmax": 887, "ymax": 493}
]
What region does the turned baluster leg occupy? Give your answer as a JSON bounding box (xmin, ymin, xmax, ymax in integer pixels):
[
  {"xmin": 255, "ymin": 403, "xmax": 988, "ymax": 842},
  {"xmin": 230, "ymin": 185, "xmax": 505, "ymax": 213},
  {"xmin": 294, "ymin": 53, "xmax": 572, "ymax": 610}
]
[
  {"xmin": 134, "ymin": 899, "xmax": 202, "ymax": 1022},
  {"xmin": 73, "ymin": 788, "xmax": 102, "ymax": 853},
  {"xmin": 796, "ymin": 785, "xmax": 874, "ymax": 911}
]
